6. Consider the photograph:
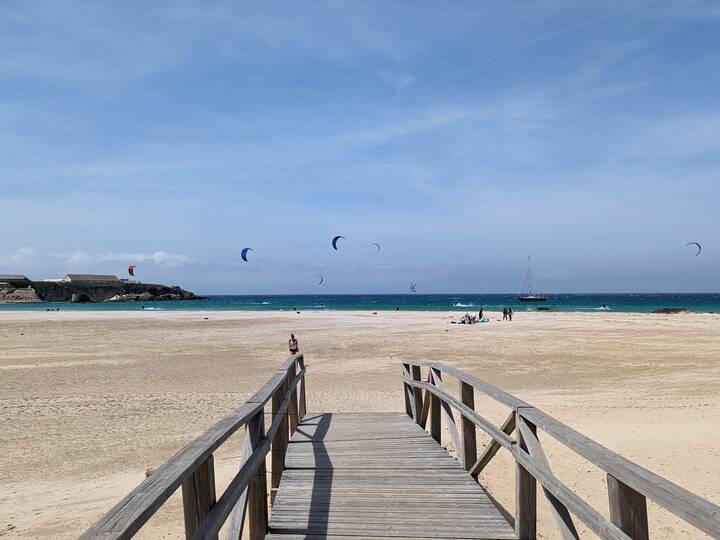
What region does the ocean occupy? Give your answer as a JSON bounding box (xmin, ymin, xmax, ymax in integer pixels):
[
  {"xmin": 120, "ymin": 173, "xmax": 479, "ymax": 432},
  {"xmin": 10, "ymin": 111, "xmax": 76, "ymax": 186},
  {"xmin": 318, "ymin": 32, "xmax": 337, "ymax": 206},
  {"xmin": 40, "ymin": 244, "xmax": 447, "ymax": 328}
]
[{"xmin": 1, "ymin": 293, "xmax": 720, "ymax": 313}]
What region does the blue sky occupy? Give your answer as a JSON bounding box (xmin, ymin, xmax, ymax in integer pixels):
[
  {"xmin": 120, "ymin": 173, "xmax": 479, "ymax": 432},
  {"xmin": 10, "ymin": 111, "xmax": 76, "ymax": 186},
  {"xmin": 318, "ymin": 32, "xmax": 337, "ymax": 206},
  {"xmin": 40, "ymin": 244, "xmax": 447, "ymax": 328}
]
[{"xmin": 1, "ymin": 0, "xmax": 719, "ymax": 294}]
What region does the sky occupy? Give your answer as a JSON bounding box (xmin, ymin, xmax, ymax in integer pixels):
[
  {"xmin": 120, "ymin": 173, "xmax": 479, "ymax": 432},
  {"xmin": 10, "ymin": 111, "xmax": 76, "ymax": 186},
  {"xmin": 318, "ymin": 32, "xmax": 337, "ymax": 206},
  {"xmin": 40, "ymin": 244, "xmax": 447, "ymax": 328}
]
[{"xmin": 1, "ymin": 0, "xmax": 719, "ymax": 294}]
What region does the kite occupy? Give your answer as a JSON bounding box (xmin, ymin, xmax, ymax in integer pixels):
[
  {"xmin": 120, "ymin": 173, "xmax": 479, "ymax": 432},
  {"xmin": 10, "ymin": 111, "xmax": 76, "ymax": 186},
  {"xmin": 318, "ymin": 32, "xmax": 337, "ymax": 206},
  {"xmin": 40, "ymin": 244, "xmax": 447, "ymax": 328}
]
[
  {"xmin": 128, "ymin": 265, "xmax": 136, "ymax": 277},
  {"xmin": 332, "ymin": 235, "xmax": 345, "ymax": 250},
  {"xmin": 316, "ymin": 274, "xmax": 324, "ymax": 285},
  {"xmin": 241, "ymin": 247, "xmax": 254, "ymax": 262},
  {"xmin": 372, "ymin": 242, "xmax": 381, "ymax": 253},
  {"xmin": 686, "ymin": 242, "xmax": 702, "ymax": 256},
  {"xmin": 410, "ymin": 281, "xmax": 417, "ymax": 293}
]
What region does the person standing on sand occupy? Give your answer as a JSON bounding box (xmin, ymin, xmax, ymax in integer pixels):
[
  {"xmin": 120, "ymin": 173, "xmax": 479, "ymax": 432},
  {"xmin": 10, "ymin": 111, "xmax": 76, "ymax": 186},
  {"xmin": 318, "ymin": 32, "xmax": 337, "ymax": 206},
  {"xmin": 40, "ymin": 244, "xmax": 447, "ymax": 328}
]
[
  {"xmin": 508, "ymin": 308, "xmax": 513, "ymax": 322},
  {"xmin": 503, "ymin": 308, "xmax": 508, "ymax": 321},
  {"xmin": 288, "ymin": 333, "xmax": 299, "ymax": 355},
  {"xmin": 478, "ymin": 308, "xmax": 483, "ymax": 320}
]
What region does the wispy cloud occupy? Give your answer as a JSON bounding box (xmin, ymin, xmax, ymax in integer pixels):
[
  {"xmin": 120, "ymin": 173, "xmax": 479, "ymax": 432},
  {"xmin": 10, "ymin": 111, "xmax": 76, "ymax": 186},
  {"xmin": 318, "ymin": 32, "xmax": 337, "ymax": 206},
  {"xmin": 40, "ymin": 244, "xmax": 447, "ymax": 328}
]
[
  {"xmin": 0, "ymin": 248, "xmax": 193, "ymax": 267},
  {"xmin": 54, "ymin": 251, "xmax": 194, "ymax": 266}
]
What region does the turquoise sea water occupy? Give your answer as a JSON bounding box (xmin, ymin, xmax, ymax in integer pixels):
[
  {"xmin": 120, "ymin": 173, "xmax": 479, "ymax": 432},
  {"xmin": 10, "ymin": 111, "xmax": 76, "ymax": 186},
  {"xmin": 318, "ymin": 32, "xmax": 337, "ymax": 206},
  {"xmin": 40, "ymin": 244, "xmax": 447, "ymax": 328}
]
[{"xmin": 2, "ymin": 294, "xmax": 720, "ymax": 313}]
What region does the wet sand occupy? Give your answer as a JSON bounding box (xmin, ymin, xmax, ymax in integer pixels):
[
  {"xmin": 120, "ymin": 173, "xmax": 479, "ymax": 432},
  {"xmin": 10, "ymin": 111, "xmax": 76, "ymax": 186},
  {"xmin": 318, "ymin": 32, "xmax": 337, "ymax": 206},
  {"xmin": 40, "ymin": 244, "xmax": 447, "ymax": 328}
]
[{"xmin": 1, "ymin": 309, "xmax": 719, "ymax": 538}]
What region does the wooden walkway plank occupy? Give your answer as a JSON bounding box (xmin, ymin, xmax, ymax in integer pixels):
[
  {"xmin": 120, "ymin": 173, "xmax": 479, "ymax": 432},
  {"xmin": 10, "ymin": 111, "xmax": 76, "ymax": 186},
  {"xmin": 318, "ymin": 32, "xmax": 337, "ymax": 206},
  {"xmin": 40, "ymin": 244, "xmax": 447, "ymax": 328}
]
[{"xmin": 268, "ymin": 412, "xmax": 516, "ymax": 540}]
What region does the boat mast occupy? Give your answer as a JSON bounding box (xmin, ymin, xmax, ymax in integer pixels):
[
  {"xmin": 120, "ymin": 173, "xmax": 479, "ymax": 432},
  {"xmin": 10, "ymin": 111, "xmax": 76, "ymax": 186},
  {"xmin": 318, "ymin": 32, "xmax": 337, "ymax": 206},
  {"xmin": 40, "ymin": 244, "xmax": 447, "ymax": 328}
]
[{"xmin": 527, "ymin": 255, "xmax": 532, "ymax": 295}]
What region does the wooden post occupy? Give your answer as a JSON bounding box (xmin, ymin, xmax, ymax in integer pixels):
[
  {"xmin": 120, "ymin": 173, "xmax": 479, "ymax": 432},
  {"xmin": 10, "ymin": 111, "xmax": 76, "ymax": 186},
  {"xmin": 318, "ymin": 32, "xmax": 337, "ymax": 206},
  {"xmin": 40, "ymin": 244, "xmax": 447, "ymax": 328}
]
[
  {"xmin": 411, "ymin": 365, "xmax": 423, "ymax": 425},
  {"xmin": 460, "ymin": 381, "xmax": 477, "ymax": 471},
  {"xmin": 247, "ymin": 412, "xmax": 268, "ymax": 540},
  {"xmin": 403, "ymin": 363, "xmax": 413, "ymax": 417},
  {"xmin": 515, "ymin": 411, "xmax": 537, "ymax": 540},
  {"xmin": 297, "ymin": 355, "xmax": 307, "ymax": 421},
  {"xmin": 181, "ymin": 455, "xmax": 217, "ymax": 540},
  {"xmin": 288, "ymin": 362, "xmax": 299, "ymax": 434},
  {"xmin": 430, "ymin": 367, "xmax": 441, "ymax": 444},
  {"xmin": 608, "ymin": 474, "xmax": 649, "ymax": 540},
  {"xmin": 270, "ymin": 376, "xmax": 289, "ymax": 506}
]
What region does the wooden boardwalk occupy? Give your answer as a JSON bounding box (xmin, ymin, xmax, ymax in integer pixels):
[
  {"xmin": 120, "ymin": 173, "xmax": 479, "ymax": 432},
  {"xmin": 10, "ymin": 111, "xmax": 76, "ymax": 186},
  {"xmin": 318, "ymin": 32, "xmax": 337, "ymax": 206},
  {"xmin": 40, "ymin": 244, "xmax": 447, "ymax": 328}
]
[
  {"xmin": 266, "ymin": 412, "xmax": 516, "ymax": 540},
  {"xmin": 81, "ymin": 355, "xmax": 720, "ymax": 540}
]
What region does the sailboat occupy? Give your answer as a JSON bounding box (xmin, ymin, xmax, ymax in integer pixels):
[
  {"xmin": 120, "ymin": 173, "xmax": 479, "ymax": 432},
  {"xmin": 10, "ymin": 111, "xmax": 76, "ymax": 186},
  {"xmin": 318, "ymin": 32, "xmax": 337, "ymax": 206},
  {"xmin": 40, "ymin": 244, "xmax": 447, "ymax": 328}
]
[{"xmin": 518, "ymin": 255, "xmax": 547, "ymax": 302}]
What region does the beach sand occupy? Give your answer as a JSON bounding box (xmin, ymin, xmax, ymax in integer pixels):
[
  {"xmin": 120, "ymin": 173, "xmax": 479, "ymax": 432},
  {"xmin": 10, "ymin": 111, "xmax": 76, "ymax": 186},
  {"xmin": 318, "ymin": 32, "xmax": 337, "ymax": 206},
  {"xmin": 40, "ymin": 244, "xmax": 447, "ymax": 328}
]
[{"xmin": 1, "ymin": 309, "xmax": 719, "ymax": 539}]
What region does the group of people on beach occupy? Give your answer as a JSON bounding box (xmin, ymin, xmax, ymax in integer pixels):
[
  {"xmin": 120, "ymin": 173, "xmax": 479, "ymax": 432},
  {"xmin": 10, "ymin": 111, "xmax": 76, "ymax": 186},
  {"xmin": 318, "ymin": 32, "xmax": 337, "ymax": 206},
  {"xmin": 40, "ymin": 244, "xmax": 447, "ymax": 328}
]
[
  {"xmin": 457, "ymin": 307, "xmax": 515, "ymax": 325},
  {"xmin": 458, "ymin": 308, "xmax": 485, "ymax": 325}
]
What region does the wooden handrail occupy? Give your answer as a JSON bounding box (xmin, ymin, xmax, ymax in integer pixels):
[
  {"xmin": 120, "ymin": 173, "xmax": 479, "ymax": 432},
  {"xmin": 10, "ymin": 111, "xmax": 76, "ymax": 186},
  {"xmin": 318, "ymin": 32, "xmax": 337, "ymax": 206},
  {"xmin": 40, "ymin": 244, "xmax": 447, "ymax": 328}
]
[
  {"xmin": 82, "ymin": 354, "xmax": 306, "ymax": 540},
  {"xmin": 191, "ymin": 368, "xmax": 305, "ymax": 539},
  {"xmin": 402, "ymin": 362, "xmax": 720, "ymax": 540},
  {"xmin": 410, "ymin": 379, "xmax": 514, "ymax": 451},
  {"xmin": 520, "ymin": 406, "xmax": 720, "ymax": 538}
]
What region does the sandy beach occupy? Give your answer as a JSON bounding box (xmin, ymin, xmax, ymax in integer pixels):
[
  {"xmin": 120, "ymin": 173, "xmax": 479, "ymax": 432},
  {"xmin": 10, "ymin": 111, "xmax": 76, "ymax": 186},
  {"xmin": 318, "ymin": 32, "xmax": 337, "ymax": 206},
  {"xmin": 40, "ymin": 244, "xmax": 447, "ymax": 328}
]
[{"xmin": 1, "ymin": 309, "xmax": 720, "ymax": 539}]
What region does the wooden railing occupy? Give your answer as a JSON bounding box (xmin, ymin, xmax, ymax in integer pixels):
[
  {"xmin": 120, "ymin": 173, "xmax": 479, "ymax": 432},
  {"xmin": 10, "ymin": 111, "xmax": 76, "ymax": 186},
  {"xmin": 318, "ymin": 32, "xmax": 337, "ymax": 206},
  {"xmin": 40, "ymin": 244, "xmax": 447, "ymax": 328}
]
[
  {"xmin": 82, "ymin": 354, "xmax": 306, "ymax": 540},
  {"xmin": 402, "ymin": 361, "xmax": 720, "ymax": 540}
]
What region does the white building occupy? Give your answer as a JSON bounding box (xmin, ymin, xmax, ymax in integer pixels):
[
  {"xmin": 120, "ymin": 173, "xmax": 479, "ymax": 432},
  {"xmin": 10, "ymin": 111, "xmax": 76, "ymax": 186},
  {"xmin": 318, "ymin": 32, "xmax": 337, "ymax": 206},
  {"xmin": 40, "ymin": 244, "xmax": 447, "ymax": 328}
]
[{"xmin": 63, "ymin": 274, "xmax": 121, "ymax": 285}]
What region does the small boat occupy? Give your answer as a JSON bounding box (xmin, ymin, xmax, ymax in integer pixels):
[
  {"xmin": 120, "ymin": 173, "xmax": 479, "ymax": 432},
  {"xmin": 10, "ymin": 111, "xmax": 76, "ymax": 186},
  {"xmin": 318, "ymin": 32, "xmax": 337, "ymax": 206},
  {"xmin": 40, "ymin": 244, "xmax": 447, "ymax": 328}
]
[
  {"xmin": 519, "ymin": 295, "xmax": 547, "ymax": 302},
  {"xmin": 518, "ymin": 255, "xmax": 547, "ymax": 302}
]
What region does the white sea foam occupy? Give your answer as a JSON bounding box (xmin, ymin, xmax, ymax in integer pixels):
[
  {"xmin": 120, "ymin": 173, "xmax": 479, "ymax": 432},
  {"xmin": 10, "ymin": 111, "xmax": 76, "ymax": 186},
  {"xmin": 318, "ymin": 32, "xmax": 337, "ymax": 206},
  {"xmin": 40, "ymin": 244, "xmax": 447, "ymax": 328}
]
[{"xmin": 453, "ymin": 302, "xmax": 474, "ymax": 307}]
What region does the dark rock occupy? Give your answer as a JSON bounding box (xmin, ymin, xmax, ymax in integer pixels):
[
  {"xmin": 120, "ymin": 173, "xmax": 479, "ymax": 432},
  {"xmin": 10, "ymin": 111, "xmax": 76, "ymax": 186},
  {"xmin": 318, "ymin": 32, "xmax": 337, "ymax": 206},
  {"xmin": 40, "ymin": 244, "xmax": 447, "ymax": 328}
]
[
  {"xmin": 652, "ymin": 307, "xmax": 689, "ymax": 314},
  {"xmin": 28, "ymin": 281, "xmax": 203, "ymax": 303}
]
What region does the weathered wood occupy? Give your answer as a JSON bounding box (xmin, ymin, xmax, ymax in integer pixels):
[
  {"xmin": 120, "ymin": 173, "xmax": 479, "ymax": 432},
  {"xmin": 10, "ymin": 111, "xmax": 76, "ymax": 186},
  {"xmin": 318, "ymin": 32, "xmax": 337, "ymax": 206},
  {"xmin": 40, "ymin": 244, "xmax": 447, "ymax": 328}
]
[
  {"xmin": 515, "ymin": 411, "xmax": 537, "ymax": 540},
  {"xmin": 419, "ymin": 371, "xmax": 432, "ymax": 429},
  {"xmin": 247, "ymin": 412, "xmax": 268, "ymax": 540},
  {"xmin": 429, "ymin": 370, "xmax": 462, "ymax": 463},
  {"xmin": 408, "ymin": 362, "xmax": 720, "ymax": 539},
  {"xmin": 287, "ymin": 362, "xmax": 299, "ymax": 434},
  {"xmin": 411, "ymin": 364, "xmax": 423, "ymax": 425},
  {"xmin": 431, "ymin": 363, "xmax": 530, "ymax": 410},
  {"xmin": 181, "ymin": 455, "xmax": 217, "ymax": 540},
  {"xmin": 402, "ymin": 363, "xmax": 413, "ymax": 417},
  {"xmin": 224, "ymin": 431, "xmax": 252, "ymax": 540},
  {"xmin": 406, "ymin": 378, "xmax": 514, "ymax": 451},
  {"xmin": 459, "ymin": 380, "xmax": 477, "ymax": 472},
  {"xmin": 517, "ymin": 417, "xmax": 579, "ymax": 540},
  {"xmin": 510, "ymin": 444, "xmax": 630, "ymax": 540},
  {"xmin": 271, "ymin": 374, "xmax": 289, "ymax": 505},
  {"xmin": 430, "ymin": 368, "xmax": 441, "ymax": 444},
  {"xmin": 80, "ymin": 355, "xmax": 720, "ymax": 540},
  {"xmin": 520, "ymin": 406, "xmax": 720, "ymax": 538},
  {"xmin": 297, "ymin": 355, "xmax": 307, "ymax": 421},
  {"xmin": 80, "ymin": 355, "xmax": 301, "ymax": 540},
  {"xmin": 608, "ymin": 474, "xmax": 649, "ymax": 540},
  {"xmin": 270, "ymin": 412, "xmax": 516, "ymax": 539},
  {"xmin": 191, "ymin": 367, "xmax": 305, "ymax": 540},
  {"xmin": 469, "ymin": 411, "xmax": 515, "ymax": 479}
]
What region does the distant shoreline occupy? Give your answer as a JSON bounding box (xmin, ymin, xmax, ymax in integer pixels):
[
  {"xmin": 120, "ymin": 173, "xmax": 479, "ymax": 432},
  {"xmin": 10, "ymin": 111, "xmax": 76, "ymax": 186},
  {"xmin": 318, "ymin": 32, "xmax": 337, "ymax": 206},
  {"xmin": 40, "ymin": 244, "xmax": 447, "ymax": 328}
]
[{"xmin": 3, "ymin": 292, "xmax": 720, "ymax": 314}]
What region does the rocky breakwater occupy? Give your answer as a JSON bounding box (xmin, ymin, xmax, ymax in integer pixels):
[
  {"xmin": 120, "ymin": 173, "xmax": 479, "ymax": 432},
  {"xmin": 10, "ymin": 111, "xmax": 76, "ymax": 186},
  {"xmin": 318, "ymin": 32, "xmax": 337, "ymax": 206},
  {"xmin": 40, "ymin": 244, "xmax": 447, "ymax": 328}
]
[
  {"xmin": 105, "ymin": 288, "xmax": 200, "ymax": 302},
  {"xmin": 0, "ymin": 281, "xmax": 203, "ymax": 304},
  {"xmin": 0, "ymin": 286, "xmax": 43, "ymax": 303}
]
